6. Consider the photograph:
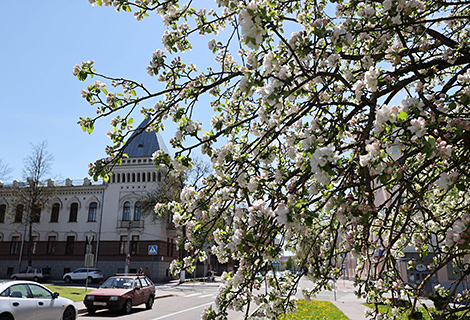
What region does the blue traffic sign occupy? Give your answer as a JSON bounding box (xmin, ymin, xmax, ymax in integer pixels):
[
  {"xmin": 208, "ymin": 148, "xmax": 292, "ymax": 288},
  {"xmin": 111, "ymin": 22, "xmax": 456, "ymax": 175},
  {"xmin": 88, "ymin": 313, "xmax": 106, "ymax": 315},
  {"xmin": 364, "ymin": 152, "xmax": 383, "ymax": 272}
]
[{"xmin": 148, "ymin": 245, "xmax": 158, "ymax": 255}]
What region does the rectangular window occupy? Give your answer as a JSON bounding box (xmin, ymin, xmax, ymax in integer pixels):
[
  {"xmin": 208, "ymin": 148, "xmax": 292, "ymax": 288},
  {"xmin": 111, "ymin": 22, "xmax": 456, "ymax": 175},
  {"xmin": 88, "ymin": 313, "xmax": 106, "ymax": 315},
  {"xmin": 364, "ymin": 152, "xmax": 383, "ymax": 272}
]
[
  {"xmin": 131, "ymin": 235, "xmax": 139, "ymax": 255},
  {"xmin": 88, "ymin": 203, "xmax": 97, "ymax": 222},
  {"xmin": 50, "ymin": 203, "xmax": 60, "ymax": 222},
  {"xmin": 69, "ymin": 203, "xmax": 78, "ymax": 222},
  {"xmin": 14, "ymin": 205, "xmax": 23, "ymax": 223},
  {"xmin": 120, "ymin": 235, "xmax": 128, "ymax": 255},
  {"xmin": 31, "ymin": 206, "xmax": 41, "ymax": 223},
  {"xmin": 47, "ymin": 236, "xmax": 56, "ymax": 255},
  {"xmin": 65, "ymin": 236, "xmax": 75, "ymax": 255},
  {"xmin": 0, "ymin": 205, "xmax": 6, "ymax": 223},
  {"xmin": 10, "ymin": 236, "xmax": 20, "ymax": 255}
]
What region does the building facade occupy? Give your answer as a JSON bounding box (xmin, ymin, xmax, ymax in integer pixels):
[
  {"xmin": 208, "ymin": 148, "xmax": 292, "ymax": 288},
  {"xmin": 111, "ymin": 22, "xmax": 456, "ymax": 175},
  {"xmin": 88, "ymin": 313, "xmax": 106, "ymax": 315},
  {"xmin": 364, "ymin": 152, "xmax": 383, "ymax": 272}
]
[{"xmin": 0, "ymin": 120, "xmax": 179, "ymax": 281}]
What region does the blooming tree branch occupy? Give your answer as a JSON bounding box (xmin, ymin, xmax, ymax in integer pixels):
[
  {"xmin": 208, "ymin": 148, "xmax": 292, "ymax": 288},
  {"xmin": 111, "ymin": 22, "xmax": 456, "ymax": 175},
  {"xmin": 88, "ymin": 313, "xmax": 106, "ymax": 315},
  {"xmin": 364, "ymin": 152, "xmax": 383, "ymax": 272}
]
[{"xmin": 76, "ymin": 0, "xmax": 470, "ymax": 318}]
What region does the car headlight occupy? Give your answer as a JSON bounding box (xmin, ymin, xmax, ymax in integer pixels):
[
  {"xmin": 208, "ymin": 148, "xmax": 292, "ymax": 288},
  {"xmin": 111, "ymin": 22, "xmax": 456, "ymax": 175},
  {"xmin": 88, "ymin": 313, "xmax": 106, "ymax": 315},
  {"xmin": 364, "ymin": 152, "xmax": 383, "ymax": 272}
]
[
  {"xmin": 86, "ymin": 295, "xmax": 95, "ymax": 301},
  {"xmin": 109, "ymin": 296, "xmax": 119, "ymax": 301}
]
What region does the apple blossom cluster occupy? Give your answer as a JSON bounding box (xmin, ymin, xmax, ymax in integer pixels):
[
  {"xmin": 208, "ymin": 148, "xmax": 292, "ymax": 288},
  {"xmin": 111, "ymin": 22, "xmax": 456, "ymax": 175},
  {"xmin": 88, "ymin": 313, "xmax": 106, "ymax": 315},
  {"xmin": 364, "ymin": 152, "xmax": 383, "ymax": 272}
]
[
  {"xmin": 446, "ymin": 212, "xmax": 470, "ymax": 247},
  {"xmin": 238, "ymin": 1, "xmax": 267, "ymax": 50},
  {"xmin": 146, "ymin": 49, "xmax": 165, "ymax": 76}
]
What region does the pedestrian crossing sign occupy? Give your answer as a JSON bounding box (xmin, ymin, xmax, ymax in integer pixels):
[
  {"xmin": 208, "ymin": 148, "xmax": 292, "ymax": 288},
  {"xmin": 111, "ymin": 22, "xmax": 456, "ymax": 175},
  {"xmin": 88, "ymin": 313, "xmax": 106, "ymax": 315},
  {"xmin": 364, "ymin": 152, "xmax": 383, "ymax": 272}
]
[{"xmin": 148, "ymin": 245, "xmax": 158, "ymax": 255}]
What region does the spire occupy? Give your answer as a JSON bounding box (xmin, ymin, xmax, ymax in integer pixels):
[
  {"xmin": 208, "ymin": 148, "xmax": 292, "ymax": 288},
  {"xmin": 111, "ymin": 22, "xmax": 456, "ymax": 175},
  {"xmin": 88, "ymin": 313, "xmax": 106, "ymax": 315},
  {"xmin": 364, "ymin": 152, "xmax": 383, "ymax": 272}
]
[{"xmin": 122, "ymin": 118, "xmax": 168, "ymax": 158}]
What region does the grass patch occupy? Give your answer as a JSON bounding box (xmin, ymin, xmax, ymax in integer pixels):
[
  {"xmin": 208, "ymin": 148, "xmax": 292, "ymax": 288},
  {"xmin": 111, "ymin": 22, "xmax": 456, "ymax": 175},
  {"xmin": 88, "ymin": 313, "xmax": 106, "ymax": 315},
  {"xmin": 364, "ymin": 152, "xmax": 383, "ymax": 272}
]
[
  {"xmin": 46, "ymin": 285, "xmax": 94, "ymax": 302},
  {"xmin": 281, "ymin": 299, "xmax": 350, "ymax": 320}
]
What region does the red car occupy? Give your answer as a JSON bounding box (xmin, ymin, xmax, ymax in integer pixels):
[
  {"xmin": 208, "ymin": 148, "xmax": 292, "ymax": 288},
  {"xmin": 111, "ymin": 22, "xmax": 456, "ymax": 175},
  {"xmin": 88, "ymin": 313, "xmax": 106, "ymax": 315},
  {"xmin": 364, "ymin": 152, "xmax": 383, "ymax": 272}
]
[{"xmin": 84, "ymin": 274, "xmax": 155, "ymax": 314}]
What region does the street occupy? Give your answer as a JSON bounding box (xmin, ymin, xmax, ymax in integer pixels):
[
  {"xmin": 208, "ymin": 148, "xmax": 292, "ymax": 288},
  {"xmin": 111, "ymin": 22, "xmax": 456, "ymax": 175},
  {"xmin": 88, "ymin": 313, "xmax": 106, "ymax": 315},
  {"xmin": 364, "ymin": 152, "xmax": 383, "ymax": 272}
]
[
  {"xmin": 72, "ymin": 277, "xmax": 366, "ymax": 320},
  {"xmin": 77, "ymin": 281, "xmax": 247, "ymax": 320}
]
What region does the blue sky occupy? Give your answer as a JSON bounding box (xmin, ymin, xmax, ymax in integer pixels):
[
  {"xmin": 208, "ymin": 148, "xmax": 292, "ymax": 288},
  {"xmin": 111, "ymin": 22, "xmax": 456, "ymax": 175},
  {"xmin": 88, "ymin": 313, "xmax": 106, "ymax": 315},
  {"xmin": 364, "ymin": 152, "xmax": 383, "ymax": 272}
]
[{"xmin": 1, "ymin": 1, "xmax": 183, "ymax": 181}]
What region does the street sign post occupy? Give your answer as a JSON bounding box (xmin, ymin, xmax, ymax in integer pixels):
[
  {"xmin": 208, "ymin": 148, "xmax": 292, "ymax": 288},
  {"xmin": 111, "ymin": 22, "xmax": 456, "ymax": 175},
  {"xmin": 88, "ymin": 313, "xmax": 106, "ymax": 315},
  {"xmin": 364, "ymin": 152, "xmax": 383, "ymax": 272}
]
[
  {"xmin": 148, "ymin": 245, "xmax": 158, "ymax": 255},
  {"xmin": 85, "ymin": 254, "xmax": 94, "ymax": 267}
]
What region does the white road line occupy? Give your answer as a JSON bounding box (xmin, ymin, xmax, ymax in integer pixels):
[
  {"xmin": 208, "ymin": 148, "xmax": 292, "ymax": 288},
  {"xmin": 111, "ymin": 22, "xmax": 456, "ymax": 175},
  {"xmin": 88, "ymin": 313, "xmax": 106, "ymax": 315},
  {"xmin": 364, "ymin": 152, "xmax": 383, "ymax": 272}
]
[
  {"xmin": 198, "ymin": 294, "xmax": 214, "ymax": 298},
  {"xmin": 184, "ymin": 293, "xmax": 202, "ymax": 297},
  {"xmin": 150, "ymin": 302, "xmax": 213, "ymax": 320}
]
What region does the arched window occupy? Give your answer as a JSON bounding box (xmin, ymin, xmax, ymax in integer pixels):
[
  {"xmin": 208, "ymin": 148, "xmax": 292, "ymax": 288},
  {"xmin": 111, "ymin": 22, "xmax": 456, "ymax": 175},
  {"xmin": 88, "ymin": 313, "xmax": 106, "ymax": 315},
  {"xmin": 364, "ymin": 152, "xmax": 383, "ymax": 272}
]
[
  {"xmin": 69, "ymin": 203, "xmax": 78, "ymax": 222},
  {"xmin": 122, "ymin": 202, "xmax": 130, "ymax": 221},
  {"xmin": 134, "ymin": 202, "xmax": 141, "ymax": 221},
  {"xmin": 14, "ymin": 205, "xmax": 23, "ymax": 223},
  {"xmin": 88, "ymin": 202, "xmax": 98, "ymax": 222},
  {"xmin": 0, "ymin": 204, "xmax": 6, "ymax": 223},
  {"xmin": 50, "ymin": 203, "xmax": 60, "ymax": 222}
]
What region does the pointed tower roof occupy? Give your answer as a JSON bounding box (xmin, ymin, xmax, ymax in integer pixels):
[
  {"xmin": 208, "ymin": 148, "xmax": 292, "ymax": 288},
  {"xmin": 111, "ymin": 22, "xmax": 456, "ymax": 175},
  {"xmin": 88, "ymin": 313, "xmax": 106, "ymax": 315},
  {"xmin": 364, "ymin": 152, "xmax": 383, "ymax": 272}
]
[{"xmin": 122, "ymin": 118, "xmax": 168, "ymax": 158}]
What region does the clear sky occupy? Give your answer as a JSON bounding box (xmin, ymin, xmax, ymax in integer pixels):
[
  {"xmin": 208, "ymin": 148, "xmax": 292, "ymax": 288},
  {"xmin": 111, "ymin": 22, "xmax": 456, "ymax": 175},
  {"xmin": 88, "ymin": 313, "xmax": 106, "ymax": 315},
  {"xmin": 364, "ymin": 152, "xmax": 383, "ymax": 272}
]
[{"xmin": 0, "ymin": 1, "xmax": 185, "ymax": 182}]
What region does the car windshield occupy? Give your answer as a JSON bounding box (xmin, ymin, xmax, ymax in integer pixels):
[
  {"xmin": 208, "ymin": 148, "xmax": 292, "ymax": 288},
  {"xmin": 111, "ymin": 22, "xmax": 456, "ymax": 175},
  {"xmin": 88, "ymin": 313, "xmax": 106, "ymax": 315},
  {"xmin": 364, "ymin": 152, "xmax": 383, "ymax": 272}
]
[{"xmin": 100, "ymin": 278, "xmax": 134, "ymax": 289}]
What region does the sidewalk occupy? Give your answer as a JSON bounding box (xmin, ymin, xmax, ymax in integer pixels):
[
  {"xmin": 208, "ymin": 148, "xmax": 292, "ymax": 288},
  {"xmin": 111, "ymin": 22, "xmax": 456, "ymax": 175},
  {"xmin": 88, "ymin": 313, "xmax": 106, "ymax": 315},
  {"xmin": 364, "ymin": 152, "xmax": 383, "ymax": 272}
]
[{"xmin": 329, "ymin": 279, "xmax": 368, "ymax": 320}]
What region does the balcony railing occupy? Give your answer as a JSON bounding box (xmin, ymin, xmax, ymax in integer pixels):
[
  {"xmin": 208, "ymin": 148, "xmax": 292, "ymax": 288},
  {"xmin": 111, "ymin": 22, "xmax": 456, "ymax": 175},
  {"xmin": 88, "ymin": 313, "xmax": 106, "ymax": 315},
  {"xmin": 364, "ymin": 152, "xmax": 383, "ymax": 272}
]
[{"xmin": 117, "ymin": 220, "xmax": 144, "ymax": 229}]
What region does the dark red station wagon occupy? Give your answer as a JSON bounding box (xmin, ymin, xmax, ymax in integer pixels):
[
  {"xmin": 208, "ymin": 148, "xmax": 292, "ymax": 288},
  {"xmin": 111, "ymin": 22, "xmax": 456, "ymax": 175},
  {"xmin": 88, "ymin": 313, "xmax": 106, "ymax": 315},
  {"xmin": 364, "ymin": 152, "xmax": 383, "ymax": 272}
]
[{"xmin": 84, "ymin": 274, "xmax": 155, "ymax": 314}]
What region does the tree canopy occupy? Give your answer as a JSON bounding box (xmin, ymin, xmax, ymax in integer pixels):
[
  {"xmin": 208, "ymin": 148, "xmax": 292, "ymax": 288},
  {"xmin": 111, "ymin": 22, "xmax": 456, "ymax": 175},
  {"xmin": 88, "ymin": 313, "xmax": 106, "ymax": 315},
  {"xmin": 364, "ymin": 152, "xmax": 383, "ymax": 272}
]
[{"xmin": 76, "ymin": 0, "xmax": 470, "ymax": 318}]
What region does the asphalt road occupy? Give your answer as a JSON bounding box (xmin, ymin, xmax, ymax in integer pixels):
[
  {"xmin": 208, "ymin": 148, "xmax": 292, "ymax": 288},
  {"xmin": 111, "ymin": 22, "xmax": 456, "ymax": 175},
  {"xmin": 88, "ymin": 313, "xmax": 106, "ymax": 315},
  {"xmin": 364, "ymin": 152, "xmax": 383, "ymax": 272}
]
[{"xmin": 77, "ymin": 282, "xmax": 247, "ymax": 320}]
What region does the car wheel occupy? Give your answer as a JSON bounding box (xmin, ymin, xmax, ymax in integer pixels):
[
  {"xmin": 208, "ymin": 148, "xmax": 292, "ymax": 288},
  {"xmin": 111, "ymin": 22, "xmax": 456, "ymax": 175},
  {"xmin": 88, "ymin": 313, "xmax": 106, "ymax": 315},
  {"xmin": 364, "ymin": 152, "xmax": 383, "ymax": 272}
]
[
  {"xmin": 64, "ymin": 276, "xmax": 72, "ymax": 283},
  {"xmin": 0, "ymin": 315, "xmax": 11, "ymax": 320},
  {"xmin": 122, "ymin": 299, "xmax": 132, "ymax": 314},
  {"xmin": 12, "ymin": 276, "xmax": 18, "ymax": 280},
  {"xmin": 87, "ymin": 308, "xmax": 96, "ymax": 315},
  {"xmin": 33, "ymin": 276, "xmax": 39, "ymax": 282},
  {"xmin": 87, "ymin": 276, "xmax": 93, "ymax": 283},
  {"xmin": 62, "ymin": 306, "xmax": 76, "ymax": 320},
  {"xmin": 145, "ymin": 295, "xmax": 154, "ymax": 309}
]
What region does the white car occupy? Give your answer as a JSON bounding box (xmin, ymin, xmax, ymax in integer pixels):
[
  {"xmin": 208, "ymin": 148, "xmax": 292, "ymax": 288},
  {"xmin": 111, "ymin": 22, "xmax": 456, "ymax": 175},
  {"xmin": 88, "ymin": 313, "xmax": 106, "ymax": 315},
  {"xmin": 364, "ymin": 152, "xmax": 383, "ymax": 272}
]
[
  {"xmin": 0, "ymin": 280, "xmax": 77, "ymax": 320},
  {"xmin": 10, "ymin": 267, "xmax": 50, "ymax": 282},
  {"xmin": 63, "ymin": 268, "xmax": 103, "ymax": 284}
]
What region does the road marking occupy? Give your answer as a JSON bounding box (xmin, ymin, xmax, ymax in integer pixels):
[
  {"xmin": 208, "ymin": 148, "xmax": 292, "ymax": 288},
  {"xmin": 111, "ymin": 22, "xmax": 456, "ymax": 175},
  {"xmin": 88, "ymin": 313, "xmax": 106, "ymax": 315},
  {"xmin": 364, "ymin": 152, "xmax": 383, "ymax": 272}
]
[
  {"xmin": 184, "ymin": 293, "xmax": 202, "ymax": 297},
  {"xmin": 150, "ymin": 302, "xmax": 213, "ymax": 320},
  {"xmin": 198, "ymin": 294, "xmax": 214, "ymax": 298}
]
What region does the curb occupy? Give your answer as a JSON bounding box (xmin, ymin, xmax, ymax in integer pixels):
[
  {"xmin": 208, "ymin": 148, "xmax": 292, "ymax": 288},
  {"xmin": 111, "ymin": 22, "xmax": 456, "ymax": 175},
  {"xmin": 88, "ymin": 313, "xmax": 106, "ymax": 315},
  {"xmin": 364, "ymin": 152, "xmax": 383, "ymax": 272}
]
[{"xmin": 77, "ymin": 293, "xmax": 174, "ymax": 315}]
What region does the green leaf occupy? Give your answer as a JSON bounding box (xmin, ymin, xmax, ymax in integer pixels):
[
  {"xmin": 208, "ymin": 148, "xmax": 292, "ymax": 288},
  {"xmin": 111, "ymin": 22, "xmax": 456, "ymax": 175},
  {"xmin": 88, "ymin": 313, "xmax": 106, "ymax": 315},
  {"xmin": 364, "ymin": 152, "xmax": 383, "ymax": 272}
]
[
  {"xmin": 96, "ymin": 0, "xmax": 102, "ymax": 6},
  {"xmin": 128, "ymin": 118, "xmax": 134, "ymax": 125},
  {"xmin": 335, "ymin": 43, "xmax": 342, "ymax": 53},
  {"xmin": 398, "ymin": 111, "xmax": 408, "ymax": 120},
  {"xmin": 460, "ymin": 94, "xmax": 470, "ymax": 106}
]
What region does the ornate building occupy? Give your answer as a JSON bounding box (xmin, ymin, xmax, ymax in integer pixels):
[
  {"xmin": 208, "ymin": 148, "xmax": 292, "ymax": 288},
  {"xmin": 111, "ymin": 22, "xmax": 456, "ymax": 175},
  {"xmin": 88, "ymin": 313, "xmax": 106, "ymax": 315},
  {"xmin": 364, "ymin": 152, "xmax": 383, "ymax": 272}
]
[{"xmin": 0, "ymin": 119, "xmax": 179, "ymax": 281}]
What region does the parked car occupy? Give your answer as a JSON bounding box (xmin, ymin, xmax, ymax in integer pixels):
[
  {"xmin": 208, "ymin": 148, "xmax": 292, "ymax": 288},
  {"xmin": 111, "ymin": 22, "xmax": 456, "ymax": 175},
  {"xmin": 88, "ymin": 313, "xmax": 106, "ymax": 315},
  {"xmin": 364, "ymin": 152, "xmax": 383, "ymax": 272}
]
[
  {"xmin": 84, "ymin": 274, "xmax": 155, "ymax": 314},
  {"xmin": 0, "ymin": 280, "xmax": 77, "ymax": 320},
  {"xmin": 63, "ymin": 268, "xmax": 103, "ymax": 284},
  {"xmin": 10, "ymin": 267, "xmax": 50, "ymax": 282}
]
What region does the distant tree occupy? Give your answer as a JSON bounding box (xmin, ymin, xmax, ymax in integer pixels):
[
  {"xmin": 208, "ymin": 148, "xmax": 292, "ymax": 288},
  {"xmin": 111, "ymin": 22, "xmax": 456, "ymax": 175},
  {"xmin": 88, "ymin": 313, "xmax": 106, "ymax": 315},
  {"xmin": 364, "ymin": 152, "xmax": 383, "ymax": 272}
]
[
  {"xmin": 13, "ymin": 142, "xmax": 54, "ymax": 268},
  {"xmin": 285, "ymin": 257, "xmax": 294, "ymax": 272},
  {"xmin": 0, "ymin": 159, "xmax": 13, "ymax": 181},
  {"xmin": 140, "ymin": 156, "xmax": 212, "ymax": 224}
]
